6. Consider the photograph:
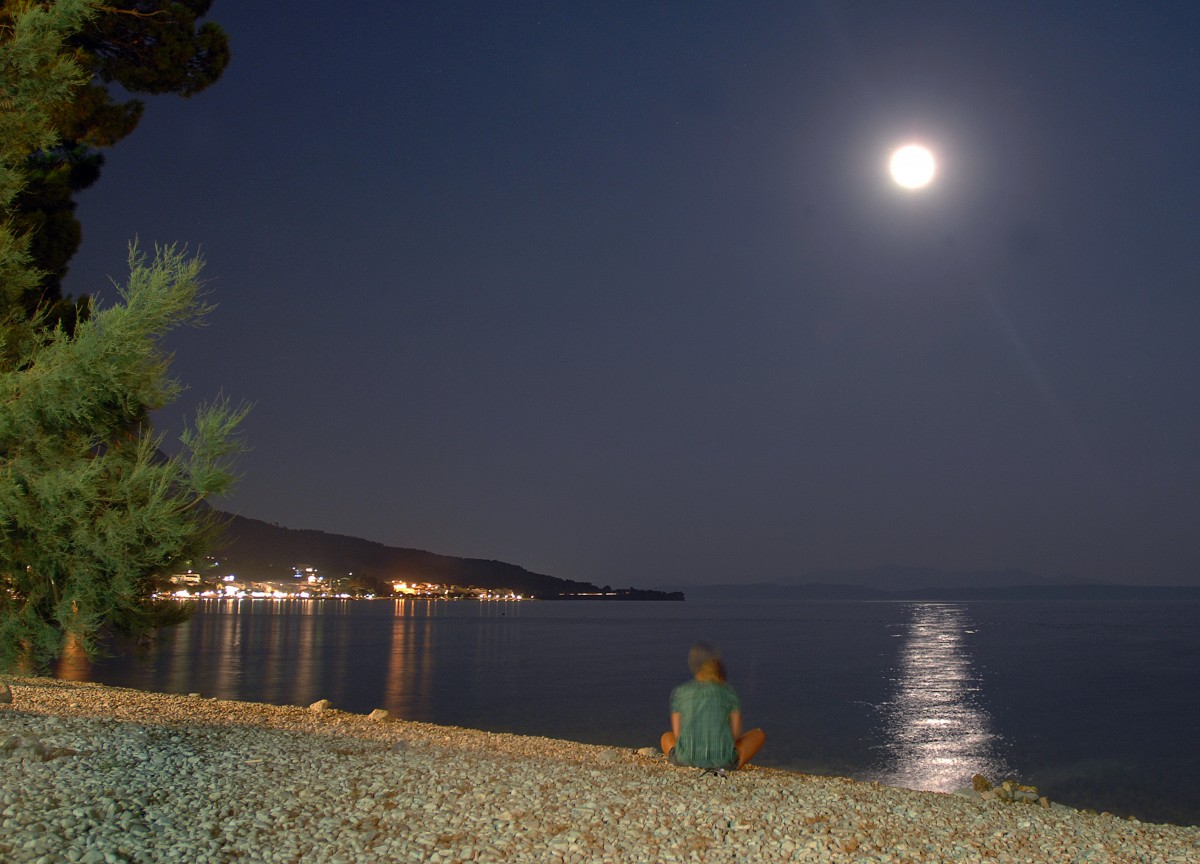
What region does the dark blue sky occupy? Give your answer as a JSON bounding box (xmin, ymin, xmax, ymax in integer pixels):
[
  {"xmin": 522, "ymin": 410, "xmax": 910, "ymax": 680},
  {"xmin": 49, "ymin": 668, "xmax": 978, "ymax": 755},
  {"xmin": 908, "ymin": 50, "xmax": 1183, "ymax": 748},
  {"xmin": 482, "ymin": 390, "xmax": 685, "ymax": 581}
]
[{"xmin": 68, "ymin": 2, "xmax": 1200, "ymax": 586}]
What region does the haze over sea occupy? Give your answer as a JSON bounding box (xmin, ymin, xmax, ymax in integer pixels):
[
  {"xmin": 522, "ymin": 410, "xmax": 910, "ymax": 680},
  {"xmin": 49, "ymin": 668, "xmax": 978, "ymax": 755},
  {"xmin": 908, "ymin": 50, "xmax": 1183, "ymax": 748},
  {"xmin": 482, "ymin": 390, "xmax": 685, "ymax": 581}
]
[{"xmin": 59, "ymin": 597, "xmax": 1200, "ymax": 826}]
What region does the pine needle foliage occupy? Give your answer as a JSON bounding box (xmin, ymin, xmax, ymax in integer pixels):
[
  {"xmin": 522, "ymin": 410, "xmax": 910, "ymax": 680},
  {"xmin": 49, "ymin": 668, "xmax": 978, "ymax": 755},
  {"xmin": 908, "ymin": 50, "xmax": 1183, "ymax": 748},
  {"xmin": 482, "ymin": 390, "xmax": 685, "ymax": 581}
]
[
  {"xmin": 0, "ymin": 0, "xmax": 247, "ymax": 671},
  {"xmin": 4, "ymin": 1, "xmax": 231, "ymax": 323}
]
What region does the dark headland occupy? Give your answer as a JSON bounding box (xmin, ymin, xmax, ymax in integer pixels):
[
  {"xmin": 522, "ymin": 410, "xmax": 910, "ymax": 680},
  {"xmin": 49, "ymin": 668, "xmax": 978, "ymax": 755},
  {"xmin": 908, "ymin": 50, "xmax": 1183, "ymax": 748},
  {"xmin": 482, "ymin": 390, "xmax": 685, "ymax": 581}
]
[{"xmin": 213, "ymin": 513, "xmax": 682, "ymax": 600}]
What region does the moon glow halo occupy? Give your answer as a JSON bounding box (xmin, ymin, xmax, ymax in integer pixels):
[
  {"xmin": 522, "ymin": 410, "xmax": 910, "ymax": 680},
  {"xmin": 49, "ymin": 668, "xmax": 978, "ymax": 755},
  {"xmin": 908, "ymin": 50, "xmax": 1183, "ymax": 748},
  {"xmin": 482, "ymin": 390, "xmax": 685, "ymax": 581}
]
[{"xmin": 889, "ymin": 144, "xmax": 937, "ymax": 189}]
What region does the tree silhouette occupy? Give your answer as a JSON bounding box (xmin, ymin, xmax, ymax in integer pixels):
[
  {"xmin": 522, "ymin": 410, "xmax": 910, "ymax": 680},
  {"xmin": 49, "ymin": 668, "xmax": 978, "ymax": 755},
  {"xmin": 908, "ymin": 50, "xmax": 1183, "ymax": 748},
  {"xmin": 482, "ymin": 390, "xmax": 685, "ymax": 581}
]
[
  {"xmin": 1, "ymin": 1, "xmax": 246, "ymax": 670},
  {"xmin": 8, "ymin": 0, "xmax": 229, "ymax": 329}
]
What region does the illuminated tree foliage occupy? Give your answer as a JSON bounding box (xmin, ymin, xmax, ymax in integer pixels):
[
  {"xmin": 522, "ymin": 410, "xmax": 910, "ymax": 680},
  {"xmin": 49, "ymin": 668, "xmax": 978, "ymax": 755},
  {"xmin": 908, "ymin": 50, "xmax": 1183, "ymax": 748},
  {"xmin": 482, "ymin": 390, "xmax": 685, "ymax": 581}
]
[
  {"xmin": 6, "ymin": 0, "xmax": 229, "ymax": 329},
  {"xmin": 0, "ymin": 0, "xmax": 246, "ymax": 671}
]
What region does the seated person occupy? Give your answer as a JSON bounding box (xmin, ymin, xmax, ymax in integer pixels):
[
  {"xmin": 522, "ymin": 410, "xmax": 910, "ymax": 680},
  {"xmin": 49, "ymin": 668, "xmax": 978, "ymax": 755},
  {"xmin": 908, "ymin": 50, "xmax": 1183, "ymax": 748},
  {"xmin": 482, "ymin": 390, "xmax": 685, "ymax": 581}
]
[{"xmin": 660, "ymin": 641, "xmax": 765, "ymax": 771}]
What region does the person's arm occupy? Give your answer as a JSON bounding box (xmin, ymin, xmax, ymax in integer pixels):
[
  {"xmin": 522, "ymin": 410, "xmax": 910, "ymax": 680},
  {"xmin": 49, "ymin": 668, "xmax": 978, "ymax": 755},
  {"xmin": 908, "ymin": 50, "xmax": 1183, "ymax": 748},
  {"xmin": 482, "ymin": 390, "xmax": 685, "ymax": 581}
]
[
  {"xmin": 671, "ymin": 712, "xmax": 682, "ymax": 738},
  {"xmin": 729, "ymin": 710, "xmax": 743, "ymax": 740}
]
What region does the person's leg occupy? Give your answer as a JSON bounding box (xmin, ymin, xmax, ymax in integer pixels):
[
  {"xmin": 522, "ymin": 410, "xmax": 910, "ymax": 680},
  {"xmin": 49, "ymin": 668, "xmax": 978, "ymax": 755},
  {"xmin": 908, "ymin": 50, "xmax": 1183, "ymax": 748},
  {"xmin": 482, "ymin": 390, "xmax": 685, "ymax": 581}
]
[
  {"xmin": 734, "ymin": 728, "xmax": 765, "ymax": 768},
  {"xmin": 660, "ymin": 731, "xmax": 677, "ymax": 756}
]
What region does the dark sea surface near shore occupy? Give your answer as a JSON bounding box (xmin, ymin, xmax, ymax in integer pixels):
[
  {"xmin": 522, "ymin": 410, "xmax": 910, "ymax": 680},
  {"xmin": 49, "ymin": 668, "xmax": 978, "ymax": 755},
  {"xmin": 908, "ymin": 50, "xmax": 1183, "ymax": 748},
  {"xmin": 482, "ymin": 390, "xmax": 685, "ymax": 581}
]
[{"xmin": 56, "ymin": 598, "xmax": 1200, "ymax": 826}]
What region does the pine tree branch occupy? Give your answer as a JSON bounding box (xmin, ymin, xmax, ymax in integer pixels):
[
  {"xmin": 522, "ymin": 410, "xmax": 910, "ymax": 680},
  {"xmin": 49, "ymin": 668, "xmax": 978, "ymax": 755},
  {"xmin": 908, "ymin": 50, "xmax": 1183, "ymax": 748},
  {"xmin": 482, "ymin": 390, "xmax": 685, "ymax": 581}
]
[{"xmin": 93, "ymin": 8, "xmax": 167, "ymax": 20}]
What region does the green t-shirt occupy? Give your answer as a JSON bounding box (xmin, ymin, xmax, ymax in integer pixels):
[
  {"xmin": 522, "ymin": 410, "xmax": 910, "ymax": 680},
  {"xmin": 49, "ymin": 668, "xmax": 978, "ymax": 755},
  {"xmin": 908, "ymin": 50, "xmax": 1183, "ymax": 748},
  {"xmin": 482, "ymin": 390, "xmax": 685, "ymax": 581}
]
[{"xmin": 670, "ymin": 680, "xmax": 740, "ymax": 769}]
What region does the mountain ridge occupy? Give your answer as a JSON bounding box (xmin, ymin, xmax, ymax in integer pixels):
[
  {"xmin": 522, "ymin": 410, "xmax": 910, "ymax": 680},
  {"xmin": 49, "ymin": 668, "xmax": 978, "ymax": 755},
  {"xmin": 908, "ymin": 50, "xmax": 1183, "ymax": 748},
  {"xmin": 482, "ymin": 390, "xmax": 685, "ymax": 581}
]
[
  {"xmin": 212, "ymin": 512, "xmax": 606, "ymax": 598},
  {"xmin": 779, "ymin": 564, "xmax": 1096, "ymax": 591},
  {"xmin": 662, "ymin": 582, "xmax": 1200, "ymax": 601},
  {"xmin": 658, "ymin": 565, "xmax": 1194, "ymax": 601}
]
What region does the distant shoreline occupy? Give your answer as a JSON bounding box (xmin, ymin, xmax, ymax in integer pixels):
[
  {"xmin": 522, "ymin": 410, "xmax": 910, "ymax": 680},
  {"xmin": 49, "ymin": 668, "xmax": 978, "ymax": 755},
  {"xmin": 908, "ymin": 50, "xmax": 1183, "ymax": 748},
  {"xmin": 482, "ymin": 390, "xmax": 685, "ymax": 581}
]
[
  {"xmin": 664, "ymin": 582, "xmax": 1200, "ymax": 602},
  {"xmin": 158, "ymin": 588, "xmax": 685, "ymax": 603},
  {"xmin": 2, "ymin": 678, "xmax": 1197, "ymax": 862}
]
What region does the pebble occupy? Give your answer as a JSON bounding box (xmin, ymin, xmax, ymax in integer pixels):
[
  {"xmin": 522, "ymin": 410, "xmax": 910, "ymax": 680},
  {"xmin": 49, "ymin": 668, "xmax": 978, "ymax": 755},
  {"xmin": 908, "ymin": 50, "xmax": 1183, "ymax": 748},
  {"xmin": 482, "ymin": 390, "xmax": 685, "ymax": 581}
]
[{"xmin": 1, "ymin": 678, "xmax": 1198, "ymax": 863}]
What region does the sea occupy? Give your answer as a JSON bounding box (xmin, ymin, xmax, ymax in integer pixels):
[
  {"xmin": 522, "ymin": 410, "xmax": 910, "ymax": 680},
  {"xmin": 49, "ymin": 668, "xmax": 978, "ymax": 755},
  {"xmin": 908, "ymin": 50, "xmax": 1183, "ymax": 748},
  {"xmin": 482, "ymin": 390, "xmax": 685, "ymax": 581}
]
[{"xmin": 51, "ymin": 597, "xmax": 1200, "ymax": 826}]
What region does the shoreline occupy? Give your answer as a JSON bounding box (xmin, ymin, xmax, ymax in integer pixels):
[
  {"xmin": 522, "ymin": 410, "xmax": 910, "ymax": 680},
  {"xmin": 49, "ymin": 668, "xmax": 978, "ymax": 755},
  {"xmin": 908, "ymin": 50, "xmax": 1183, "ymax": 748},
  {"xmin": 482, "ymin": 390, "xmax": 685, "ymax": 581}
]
[{"xmin": 2, "ymin": 679, "xmax": 1197, "ymax": 863}]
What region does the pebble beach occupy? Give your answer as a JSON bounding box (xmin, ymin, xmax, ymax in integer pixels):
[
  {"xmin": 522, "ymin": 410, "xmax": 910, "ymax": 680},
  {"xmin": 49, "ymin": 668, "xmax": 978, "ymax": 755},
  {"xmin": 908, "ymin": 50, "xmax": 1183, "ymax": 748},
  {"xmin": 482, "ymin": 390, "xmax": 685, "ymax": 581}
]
[{"xmin": 1, "ymin": 679, "xmax": 1197, "ymax": 863}]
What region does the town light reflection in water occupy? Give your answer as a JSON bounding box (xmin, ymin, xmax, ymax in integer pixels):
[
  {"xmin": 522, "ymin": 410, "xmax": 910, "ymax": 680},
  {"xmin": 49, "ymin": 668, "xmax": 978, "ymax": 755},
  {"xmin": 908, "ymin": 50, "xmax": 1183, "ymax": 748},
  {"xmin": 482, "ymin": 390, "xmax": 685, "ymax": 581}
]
[
  {"xmin": 878, "ymin": 603, "xmax": 1007, "ymax": 792},
  {"xmin": 383, "ymin": 599, "xmax": 436, "ymax": 718}
]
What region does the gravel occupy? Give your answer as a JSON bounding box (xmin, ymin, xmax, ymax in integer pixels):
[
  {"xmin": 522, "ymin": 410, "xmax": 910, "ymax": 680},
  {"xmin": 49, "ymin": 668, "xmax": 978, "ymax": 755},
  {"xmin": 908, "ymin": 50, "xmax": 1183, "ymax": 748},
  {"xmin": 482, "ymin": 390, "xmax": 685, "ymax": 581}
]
[{"xmin": 1, "ymin": 678, "xmax": 1197, "ymax": 863}]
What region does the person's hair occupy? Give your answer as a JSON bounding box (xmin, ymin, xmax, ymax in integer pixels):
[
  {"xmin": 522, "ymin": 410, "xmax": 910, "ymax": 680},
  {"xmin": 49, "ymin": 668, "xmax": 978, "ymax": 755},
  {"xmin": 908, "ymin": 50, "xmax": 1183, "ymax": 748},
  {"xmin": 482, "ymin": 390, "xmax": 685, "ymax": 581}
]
[{"xmin": 688, "ymin": 641, "xmax": 726, "ymax": 681}]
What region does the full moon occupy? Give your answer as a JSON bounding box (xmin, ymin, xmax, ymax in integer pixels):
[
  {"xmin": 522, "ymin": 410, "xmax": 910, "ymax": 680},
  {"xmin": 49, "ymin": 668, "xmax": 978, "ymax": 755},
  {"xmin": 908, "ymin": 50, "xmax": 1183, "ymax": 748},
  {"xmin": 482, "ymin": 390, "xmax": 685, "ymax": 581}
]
[{"xmin": 889, "ymin": 144, "xmax": 936, "ymax": 189}]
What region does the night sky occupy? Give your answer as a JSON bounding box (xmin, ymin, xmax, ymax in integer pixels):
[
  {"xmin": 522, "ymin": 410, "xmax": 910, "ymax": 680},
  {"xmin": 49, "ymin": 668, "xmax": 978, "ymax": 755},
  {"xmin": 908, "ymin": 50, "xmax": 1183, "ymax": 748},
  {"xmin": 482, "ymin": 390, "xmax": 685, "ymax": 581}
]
[{"xmin": 66, "ymin": 2, "xmax": 1200, "ymax": 587}]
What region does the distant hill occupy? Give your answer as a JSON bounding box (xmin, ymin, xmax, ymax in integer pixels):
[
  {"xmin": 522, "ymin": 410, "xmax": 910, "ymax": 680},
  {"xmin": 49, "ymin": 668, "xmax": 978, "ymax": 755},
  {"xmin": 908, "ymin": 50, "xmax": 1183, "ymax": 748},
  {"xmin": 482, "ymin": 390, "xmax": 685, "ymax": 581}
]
[
  {"xmin": 660, "ymin": 565, "xmax": 1198, "ymax": 601},
  {"xmin": 780, "ymin": 564, "xmax": 1095, "ymax": 591},
  {"xmin": 669, "ymin": 581, "xmax": 1200, "ymax": 601},
  {"xmin": 212, "ymin": 513, "xmax": 602, "ymax": 598}
]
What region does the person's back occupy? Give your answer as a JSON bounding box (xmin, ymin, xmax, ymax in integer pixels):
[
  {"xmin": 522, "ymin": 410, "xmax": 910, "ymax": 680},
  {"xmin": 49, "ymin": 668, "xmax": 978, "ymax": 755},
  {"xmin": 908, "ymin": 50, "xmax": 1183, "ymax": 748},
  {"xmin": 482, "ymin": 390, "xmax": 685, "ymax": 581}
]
[
  {"xmin": 670, "ymin": 677, "xmax": 740, "ymax": 769},
  {"xmin": 660, "ymin": 642, "xmax": 765, "ymax": 771}
]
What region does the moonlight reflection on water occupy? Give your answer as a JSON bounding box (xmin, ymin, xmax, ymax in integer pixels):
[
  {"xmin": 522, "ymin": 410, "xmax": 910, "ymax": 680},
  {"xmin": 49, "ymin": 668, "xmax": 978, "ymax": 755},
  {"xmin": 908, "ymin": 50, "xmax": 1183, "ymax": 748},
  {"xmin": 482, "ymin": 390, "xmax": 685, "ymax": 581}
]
[{"xmin": 877, "ymin": 603, "xmax": 1008, "ymax": 792}]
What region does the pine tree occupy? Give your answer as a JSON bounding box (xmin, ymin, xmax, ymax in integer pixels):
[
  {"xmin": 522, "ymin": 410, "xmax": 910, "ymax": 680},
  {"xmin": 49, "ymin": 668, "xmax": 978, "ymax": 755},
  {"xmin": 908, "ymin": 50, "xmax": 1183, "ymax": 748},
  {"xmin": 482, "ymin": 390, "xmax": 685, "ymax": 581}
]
[
  {"xmin": 0, "ymin": 0, "xmax": 246, "ymax": 671},
  {"xmin": 6, "ymin": 1, "xmax": 230, "ymax": 328}
]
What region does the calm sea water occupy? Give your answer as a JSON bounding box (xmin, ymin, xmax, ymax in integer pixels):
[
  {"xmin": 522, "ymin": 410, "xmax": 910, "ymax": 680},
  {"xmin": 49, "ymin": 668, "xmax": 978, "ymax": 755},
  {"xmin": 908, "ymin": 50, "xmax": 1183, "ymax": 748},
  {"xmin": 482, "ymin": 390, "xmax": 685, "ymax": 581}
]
[{"xmin": 55, "ymin": 598, "xmax": 1200, "ymax": 826}]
